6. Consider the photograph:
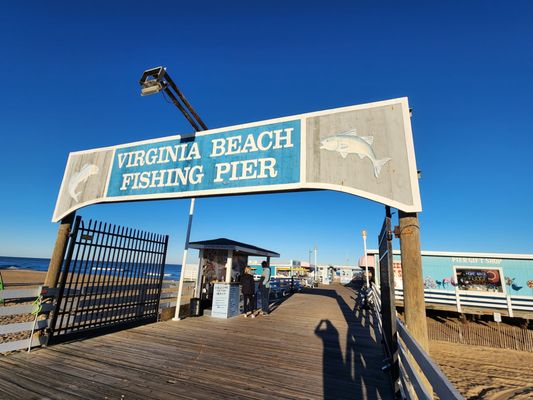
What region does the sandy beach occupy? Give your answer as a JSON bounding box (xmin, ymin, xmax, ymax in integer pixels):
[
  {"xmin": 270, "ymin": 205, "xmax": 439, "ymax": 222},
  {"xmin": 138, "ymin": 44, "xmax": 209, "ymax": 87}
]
[
  {"xmin": 0, "ymin": 269, "xmax": 46, "ymax": 288},
  {"xmin": 430, "ymin": 340, "xmax": 533, "ymax": 399}
]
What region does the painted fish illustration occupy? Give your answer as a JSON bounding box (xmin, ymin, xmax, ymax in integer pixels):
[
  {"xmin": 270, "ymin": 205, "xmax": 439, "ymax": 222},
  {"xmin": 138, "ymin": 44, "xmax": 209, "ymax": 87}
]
[
  {"xmin": 68, "ymin": 163, "xmax": 99, "ymax": 202},
  {"xmin": 320, "ymin": 129, "xmax": 392, "ymax": 178}
]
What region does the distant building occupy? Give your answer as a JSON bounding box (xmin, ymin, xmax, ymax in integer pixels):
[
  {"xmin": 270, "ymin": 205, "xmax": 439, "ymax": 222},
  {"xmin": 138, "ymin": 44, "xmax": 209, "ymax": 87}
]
[
  {"xmin": 247, "ymin": 260, "xmax": 360, "ymax": 284},
  {"xmin": 248, "ymin": 260, "xmax": 312, "ymax": 278}
]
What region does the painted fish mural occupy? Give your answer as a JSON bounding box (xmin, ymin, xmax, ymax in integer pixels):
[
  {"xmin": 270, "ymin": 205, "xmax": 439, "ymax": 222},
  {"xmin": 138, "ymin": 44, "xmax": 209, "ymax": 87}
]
[
  {"xmin": 319, "ymin": 129, "xmax": 392, "ymax": 178},
  {"xmin": 68, "ymin": 164, "xmax": 99, "ymax": 202}
]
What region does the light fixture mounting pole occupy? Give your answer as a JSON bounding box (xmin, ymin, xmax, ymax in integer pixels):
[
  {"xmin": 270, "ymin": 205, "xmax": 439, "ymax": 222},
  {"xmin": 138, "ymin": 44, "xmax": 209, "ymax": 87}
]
[
  {"xmin": 139, "ymin": 66, "xmax": 208, "ymax": 321},
  {"xmin": 139, "ymin": 66, "xmax": 208, "ymax": 132}
]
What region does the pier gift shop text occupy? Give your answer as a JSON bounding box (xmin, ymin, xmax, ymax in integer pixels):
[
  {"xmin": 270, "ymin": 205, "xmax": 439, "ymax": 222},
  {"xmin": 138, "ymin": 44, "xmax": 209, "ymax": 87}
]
[{"xmin": 107, "ymin": 120, "xmax": 301, "ymax": 197}]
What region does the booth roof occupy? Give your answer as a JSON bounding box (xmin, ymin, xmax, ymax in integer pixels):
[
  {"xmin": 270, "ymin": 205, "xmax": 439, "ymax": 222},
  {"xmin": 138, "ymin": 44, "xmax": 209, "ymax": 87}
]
[{"xmin": 188, "ymin": 238, "xmax": 280, "ymax": 258}]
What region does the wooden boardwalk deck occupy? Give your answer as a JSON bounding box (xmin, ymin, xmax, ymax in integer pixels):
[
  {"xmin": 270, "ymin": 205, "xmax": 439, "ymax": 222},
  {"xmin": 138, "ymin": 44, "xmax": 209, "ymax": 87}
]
[{"xmin": 0, "ymin": 284, "xmax": 393, "ymax": 399}]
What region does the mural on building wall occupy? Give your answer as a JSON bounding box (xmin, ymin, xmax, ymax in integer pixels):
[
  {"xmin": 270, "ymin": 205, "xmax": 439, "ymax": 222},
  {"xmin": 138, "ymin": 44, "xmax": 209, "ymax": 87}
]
[
  {"xmin": 505, "ymin": 277, "xmax": 523, "ymax": 292},
  {"xmin": 388, "ymin": 254, "xmax": 532, "ymax": 296},
  {"xmin": 436, "ymin": 277, "xmax": 453, "ymax": 289},
  {"xmin": 423, "ymin": 276, "xmax": 437, "ymax": 289},
  {"xmin": 202, "ymin": 249, "xmax": 228, "ymax": 283}
]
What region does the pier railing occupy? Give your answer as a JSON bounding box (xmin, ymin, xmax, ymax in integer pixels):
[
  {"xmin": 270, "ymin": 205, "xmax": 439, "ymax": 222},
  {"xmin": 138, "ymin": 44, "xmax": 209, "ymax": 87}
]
[
  {"xmin": 0, "ymin": 286, "xmax": 57, "ymax": 353},
  {"xmin": 158, "ymin": 280, "xmax": 196, "ymax": 320},
  {"xmin": 394, "ymin": 288, "xmax": 533, "ymax": 317},
  {"xmin": 269, "ymin": 277, "xmax": 302, "ymax": 297},
  {"xmin": 427, "ymin": 317, "xmax": 533, "ymax": 352},
  {"xmin": 371, "ymin": 283, "xmax": 463, "ymax": 400}
]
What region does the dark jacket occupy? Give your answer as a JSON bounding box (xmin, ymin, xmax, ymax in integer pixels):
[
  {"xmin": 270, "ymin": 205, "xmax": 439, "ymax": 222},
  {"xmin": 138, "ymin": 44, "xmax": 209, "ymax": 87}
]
[{"xmin": 241, "ymin": 273, "xmax": 255, "ymax": 295}]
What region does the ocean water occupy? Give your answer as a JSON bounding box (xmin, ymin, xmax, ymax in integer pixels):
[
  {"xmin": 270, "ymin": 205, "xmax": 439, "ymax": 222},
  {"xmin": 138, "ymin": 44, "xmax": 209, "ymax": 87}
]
[{"xmin": 0, "ymin": 256, "xmax": 182, "ymax": 280}]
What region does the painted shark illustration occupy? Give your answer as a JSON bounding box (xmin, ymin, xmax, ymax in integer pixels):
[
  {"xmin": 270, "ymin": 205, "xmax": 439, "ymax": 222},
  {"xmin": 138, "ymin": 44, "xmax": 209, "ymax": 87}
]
[
  {"xmin": 68, "ymin": 163, "xmax": 99, "ymax": 202},
  {"xmin": 320, "ymin": 129, "xmax": 392, "ymax": 178}
]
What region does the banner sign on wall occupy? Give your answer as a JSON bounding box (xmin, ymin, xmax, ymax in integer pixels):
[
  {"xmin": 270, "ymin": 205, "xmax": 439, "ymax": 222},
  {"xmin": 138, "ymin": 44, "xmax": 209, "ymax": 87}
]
[
  {"xmin": 454, "ymin": 267, "xmax": 505, "ymax": 294},
  {"xmin": 53, "ymin": 97, "xmax": 421, "ymax": 222}
]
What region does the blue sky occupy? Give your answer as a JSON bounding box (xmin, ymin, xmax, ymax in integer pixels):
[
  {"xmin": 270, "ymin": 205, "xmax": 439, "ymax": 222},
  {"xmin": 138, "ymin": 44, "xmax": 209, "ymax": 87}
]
[{"xmin": 0, "ymin": 1, "xmax": 532, "ymax": 264}]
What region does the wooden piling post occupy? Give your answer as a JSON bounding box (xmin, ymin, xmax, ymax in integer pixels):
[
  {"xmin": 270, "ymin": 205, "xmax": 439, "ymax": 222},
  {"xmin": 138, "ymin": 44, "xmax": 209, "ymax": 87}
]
[
  {"xmin": 44, "ymin": 212, "xmax": 75, "ymax": 288},
  {"xmin": 398, "ymin": 211, "xmax": 429, "ymax": 352},
  {"xmin": 399, "ymin": 211, "xmax": 432, "ymax": 396}
]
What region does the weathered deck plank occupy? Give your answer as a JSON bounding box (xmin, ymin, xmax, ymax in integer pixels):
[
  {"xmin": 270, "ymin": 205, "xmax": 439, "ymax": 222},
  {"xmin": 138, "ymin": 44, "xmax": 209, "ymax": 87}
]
[{"xmin": 0, "ymin": 284, "xmax": 393, "ymax": 399}]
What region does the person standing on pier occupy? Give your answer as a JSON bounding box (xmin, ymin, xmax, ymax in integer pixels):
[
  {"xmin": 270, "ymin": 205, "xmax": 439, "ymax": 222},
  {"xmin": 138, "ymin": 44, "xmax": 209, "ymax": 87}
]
[
  {"xmin": 259, "ymin": 261, "xmax": 271, "ymax": 316},
  {"xmin": 241, "ymin": 266, "xmax": 256, "ymax": 318}
]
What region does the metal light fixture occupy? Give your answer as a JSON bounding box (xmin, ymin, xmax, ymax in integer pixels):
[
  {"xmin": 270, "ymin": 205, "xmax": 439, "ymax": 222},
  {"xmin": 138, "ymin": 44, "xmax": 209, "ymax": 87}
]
[
  {"xmin": 141, "ymin": 80, "xmax": 167, "ymax": 96},
  {"xmin": 139, "ymin": 66, "xmax": 168, "ymax": 96}
]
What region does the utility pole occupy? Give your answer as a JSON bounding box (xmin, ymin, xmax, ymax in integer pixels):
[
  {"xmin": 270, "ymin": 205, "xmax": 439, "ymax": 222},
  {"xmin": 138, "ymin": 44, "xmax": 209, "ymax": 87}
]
[
  {"xmin": 314, "ymin": 245, "xmax": 318, "ymax": 283},
  {"xmin": 362, "ymin": 230, "xmax": 369, "ymax": 288}
]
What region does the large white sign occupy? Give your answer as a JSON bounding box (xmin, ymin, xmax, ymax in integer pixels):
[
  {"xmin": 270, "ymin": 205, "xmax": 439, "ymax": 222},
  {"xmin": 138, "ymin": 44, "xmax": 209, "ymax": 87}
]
[{"xmin": 53, "ymin": 97, "xmax": 421, "ymax": 221}]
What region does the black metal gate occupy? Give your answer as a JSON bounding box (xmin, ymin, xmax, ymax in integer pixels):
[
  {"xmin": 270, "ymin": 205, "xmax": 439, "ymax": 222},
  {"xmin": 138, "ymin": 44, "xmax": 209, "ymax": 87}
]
[
  {"xmin": 49, "ymin": 216, "xmax": 169, "ymax": 343},
  {"xmin": 378, "ymin": 206, "xmax": 399, "ymax": 396}
]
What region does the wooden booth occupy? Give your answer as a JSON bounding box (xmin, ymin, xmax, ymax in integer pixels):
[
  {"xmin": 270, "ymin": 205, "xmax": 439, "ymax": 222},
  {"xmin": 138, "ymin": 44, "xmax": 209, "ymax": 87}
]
[{"xmin": 188, "ymin": 238, "xmax": 280, "ymax": 318}]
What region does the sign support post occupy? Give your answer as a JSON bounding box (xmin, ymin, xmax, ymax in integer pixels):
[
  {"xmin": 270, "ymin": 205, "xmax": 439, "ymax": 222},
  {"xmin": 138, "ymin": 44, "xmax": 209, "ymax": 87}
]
[
  {"xmin": 398, "ymin": 211, "xmax": 428, "ymax": 351},
  {"xmin": 398, "ymin": 210, "xmax": 431, "ymax": 394},
  {"xmin": 173, "ymin": 198, "xmax": 196, "ymax": 320},
  {"xmin": 44, "ymin": 212, "xmax": 76, "ymax": 288}
]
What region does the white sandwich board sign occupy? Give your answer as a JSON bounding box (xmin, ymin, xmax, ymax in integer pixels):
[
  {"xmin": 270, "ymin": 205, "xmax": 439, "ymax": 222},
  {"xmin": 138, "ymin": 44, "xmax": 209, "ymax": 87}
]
[{"xmin": 53, "ymin": 97, "xmax": 421, "ymax": 222}]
